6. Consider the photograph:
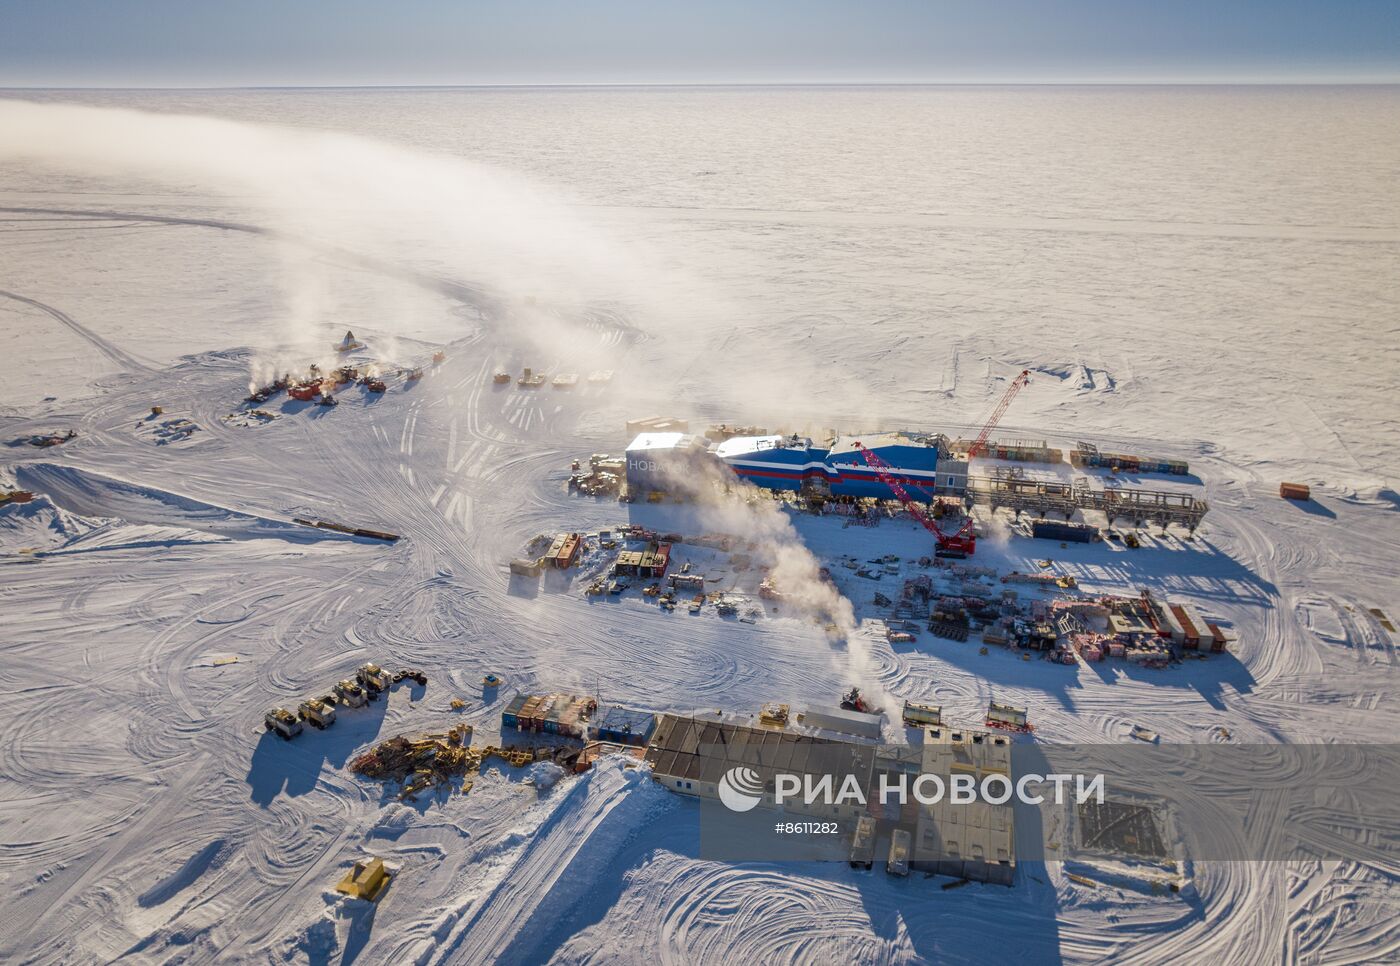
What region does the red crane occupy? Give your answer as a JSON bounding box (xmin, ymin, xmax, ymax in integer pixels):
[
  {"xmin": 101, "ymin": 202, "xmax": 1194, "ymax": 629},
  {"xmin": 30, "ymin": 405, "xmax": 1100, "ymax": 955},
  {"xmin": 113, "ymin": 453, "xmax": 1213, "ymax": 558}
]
[
  {"xmin": 966, "ymin": 369, "xmax": 1031, "ymax": 459},
  {"xmin": 853, "ymin": 443, "xmax": 978, "ymax": 557},
  {"xmin": 854, "ymin": 368, "xmax": 1032, "ymax": 557}
]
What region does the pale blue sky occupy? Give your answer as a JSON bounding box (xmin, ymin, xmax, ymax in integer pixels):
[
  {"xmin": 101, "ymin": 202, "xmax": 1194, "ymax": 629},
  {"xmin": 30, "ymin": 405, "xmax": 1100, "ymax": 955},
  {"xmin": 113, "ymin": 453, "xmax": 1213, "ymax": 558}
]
[{"xmin": 1, "ymin": 0, "xmax": 1396, "ymax": 87}]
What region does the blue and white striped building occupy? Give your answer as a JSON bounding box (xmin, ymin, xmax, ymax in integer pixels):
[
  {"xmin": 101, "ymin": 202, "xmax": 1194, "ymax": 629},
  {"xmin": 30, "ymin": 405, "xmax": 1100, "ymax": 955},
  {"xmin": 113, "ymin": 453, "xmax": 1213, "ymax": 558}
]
[{"xmin": 714, "ymin": 432, "xmax": 967, "ymax": 501}]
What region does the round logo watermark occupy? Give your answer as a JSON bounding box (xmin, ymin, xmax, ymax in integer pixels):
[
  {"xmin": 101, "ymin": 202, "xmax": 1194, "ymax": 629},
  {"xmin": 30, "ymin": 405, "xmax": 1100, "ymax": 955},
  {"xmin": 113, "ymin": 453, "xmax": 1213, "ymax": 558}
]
[{"xmin": 717, "ymin": 766, "xmax": 764, "ymax": 812}]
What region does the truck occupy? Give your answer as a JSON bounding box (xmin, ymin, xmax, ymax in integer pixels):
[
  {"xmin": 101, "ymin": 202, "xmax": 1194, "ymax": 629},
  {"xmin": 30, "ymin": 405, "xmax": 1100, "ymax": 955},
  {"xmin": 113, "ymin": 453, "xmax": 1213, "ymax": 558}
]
[
  {"xmin": 849, "ymin": 816, "xmax": 877, "ymax": 870},
  {"xmin": 356, "ymin": 662, "xmax": 394, "ymax": 697},
  {"xmin": 297, "ymin": 698, "xmax": 337, "ymax": 729},
  {"xmin": 887, "ymin": 828, "xmax": 911, "ymax": 877},
  {"xmin": 333, "ymin": 679, "xmax": 369, "ymax": 708},
  {"xmin": 264, "ymin": 708, "xmax": 303, "ymax": 740}
]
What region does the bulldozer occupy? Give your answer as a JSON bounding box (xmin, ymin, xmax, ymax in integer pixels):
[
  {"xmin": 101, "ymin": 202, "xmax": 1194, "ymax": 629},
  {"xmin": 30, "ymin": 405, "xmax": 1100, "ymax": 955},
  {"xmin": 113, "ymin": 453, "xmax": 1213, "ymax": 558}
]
[
  {"xmin": 357, "ymin": 662, "xmax": 393, "ymax": 697},
  {"xmin": 265, "ymin": 708, "xmax": 303, "ymax": 740},
  {"xmin": 298, "ymin": 698, "xmax": 337, "ymax": 729},
  {"xmin": 333, "ymin": 679, "xmax": 369, "ymax": 708}
]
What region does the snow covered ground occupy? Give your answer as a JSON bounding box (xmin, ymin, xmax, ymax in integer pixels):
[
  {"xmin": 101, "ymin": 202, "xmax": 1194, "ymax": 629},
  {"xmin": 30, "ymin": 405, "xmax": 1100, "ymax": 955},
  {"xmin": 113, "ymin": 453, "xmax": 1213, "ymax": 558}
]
[{"xmin": 1, "ymin": 87, "xmax": 1398, "ymax": 964}]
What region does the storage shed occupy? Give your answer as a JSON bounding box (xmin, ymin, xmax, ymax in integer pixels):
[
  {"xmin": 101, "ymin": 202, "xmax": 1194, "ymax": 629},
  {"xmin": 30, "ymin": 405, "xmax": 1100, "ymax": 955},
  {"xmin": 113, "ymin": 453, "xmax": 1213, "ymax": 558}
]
[{"xmin": 594, "ymin": 707, "xmax": 657, "ymax": 746}]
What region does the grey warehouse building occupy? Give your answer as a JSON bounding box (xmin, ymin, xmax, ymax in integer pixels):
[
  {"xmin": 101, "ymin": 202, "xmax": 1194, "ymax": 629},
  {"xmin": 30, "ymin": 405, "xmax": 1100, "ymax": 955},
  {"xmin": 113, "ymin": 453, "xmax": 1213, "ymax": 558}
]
[{"xmin": 645, "ymin": 714, "xmax": 1016, "ymax": 885}]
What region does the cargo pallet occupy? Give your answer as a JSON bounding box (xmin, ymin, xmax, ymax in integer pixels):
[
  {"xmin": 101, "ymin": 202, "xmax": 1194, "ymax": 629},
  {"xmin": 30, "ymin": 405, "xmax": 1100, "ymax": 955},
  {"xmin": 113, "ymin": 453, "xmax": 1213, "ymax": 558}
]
[{"xmin": 929, "ymin": 621, "xmax": 970, "ymax": 642}]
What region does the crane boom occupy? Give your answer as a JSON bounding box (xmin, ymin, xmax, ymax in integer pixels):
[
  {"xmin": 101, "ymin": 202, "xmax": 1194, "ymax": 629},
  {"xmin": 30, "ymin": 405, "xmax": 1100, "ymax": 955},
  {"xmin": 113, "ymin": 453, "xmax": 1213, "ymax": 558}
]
[
  {"xmin": 967, "ymin": 369, "xmax": 1031, "ymax": 459},
  {"xmin": 853, "ymin": 369, "xmax": 1031, "ymax": 558},
  {"xmin": 853, "ymin": 443, "xmax": 976, "ymax": 557}
]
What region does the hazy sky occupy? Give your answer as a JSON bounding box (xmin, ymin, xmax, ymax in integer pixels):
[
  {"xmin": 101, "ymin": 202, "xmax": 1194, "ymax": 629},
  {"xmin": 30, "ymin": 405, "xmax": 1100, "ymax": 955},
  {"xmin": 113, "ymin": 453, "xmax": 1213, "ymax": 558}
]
[{"xmin": 1, "ymin": 0, "xmax": 1397, "ymax": 87}]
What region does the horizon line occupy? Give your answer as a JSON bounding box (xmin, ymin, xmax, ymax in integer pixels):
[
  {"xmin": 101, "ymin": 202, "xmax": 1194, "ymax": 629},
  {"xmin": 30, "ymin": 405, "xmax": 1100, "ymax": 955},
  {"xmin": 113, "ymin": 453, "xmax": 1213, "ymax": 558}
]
[{"xmin": 2, "ymin": 79, "xmax": 1399, "ymax": 93}]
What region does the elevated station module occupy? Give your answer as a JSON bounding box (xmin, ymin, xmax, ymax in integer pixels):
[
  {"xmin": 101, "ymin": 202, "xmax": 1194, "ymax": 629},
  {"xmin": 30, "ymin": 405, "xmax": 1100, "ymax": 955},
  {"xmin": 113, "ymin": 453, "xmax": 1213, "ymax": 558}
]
[{"xmin": 713, "ymin": 431, "xmax": 968, "ymax": 501}]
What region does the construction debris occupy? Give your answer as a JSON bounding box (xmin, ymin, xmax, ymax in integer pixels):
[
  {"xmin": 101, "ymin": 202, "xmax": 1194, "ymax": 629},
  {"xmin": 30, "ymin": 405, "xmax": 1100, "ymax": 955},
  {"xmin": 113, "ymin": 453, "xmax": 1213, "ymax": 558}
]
[
  {"xmin": 348, "ymin": 724, "xmax": 595, "ymax": 800},
  {"xmin": 27, "ymin": 429, "xmax": 77, "ymax": 448}
]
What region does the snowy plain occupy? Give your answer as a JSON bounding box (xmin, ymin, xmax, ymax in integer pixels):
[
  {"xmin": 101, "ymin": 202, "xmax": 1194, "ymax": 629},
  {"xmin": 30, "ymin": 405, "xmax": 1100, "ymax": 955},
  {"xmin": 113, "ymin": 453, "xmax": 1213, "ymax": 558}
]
[{"xmin": 0, "ymin": 86, "xmax": 1398, "ymax": 964}]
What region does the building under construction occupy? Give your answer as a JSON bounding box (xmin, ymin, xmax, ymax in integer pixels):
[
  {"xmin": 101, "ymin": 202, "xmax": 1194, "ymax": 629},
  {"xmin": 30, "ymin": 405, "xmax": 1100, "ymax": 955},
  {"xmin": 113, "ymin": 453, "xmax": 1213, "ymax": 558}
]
[
  {"xmin": 644, "ymin": 714, "xmax": 1015, "ymax": 885},
  {"xmin": 971, "ymin": 472, "xmax": 1208, "ymax": 531}
]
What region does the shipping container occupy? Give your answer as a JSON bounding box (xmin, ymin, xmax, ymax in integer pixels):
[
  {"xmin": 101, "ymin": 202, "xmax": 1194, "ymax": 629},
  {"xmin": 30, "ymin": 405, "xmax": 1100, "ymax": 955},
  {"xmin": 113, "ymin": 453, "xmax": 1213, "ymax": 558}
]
[
  {"xmin": 902, "ymin": 700, "xmax": 943, "ymax": 728},
  {"xmin": 986, "ymin": 701, "xmax": 1029, "ymax": 730},
  {"xmin": 1031, "ymin": 521, "xmax": 1098, "ymax": 543},
  {"xmin": 1280, "ymin": 482, "xmax": 1311, "ymax": 501},
  {"xmin": 501, "ymin": 693, "xmax": 529, "ymax": 730},
  {"xmin": 595, "ymin": 707, "xmax": 657, "ymax": 745},
  {"xmin": 800, "ymin": 706, "xmax": 883, "ymax": 740}
]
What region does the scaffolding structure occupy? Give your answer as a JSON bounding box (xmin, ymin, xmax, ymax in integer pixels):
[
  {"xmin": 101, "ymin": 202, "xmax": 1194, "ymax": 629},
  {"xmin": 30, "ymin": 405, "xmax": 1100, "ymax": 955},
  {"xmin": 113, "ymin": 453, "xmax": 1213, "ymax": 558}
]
[{"xmin": 968, "ymin": 474, "xmax": 1208, "ymax": 530}]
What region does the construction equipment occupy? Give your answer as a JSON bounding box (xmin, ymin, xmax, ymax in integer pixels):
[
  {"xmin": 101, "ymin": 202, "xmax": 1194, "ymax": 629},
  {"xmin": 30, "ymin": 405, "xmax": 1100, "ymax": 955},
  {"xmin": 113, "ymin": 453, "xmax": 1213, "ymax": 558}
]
[
  {"xmin": 1130, "ymin": 724, "xmax": 1159, "ymax": 743},
  {"xmin": 318, "ymin": 393, "xmax": 338, "ymax": 407},
  {"xmin": 356, "ymin": 663, "xmax": 393, "ymax": 697},
  {"xmin": 264, "ymin": 708, "xmax": 303, "ymax": 740},
  {"xmin": 28, "ymin": 429, "xmax": 77, "ymax": 447},
  {"xmin": 482, "ymin": 672, "xmax": 502, "ymax": 688},
  {"xmin": 333, "ymin": 679, "xmax": 369, "ymax": 708},
  {"xmin": 887, "ymin": 828, "xmax": 912, "ymax": 877},
  {"xmin": 759, "ymin": 702, "xmax": 790, "ymax": 727},
  {"xmin": 366, "ymin": 379, "xmax": 387, "ymax": 393},
  {"xmin": 432, "ymin": 350, "xmax": 447, "ymax": 364},
  {"xmin": 517, "ymin": 367, "xmax": 546, "ymax": 388},
  {"xmin": 902, "ymin": 700, "xmax": 943, "ymax": 728},
  {"xmin": 854, "ymin": 444, "xmax": 978, "ymax": 558},
  {"xmin": 849, "ymin": 815, "xmax": 876, "ymax": 869},
  {"xmin": 406, "ymin": 367, "xmax": 424, "ymax": 381},
  {"xmin": 854, "ymin": 371, "xmax": 1029, "ymax": 558},
  {"xmin": 297, "ymin": 698, "xmax": 337, "ymax": 729},
  {"xmin": 840, "ymin": 686, "xmax": 878, "ymax": 714},
  {"xmin": 493, "ymin": 371, "xmax": 511, "ymax": 384},
  {"xmin": 966, "ymin": 370, "xmax": 1032, "ymax": 459},
  {"xmin": 335, "ymin": 857, "xmax": 392, "ymax": 901},
  {"xmin": 985, "ymin": 700, "xmax": 1032, "ymax": 733}
]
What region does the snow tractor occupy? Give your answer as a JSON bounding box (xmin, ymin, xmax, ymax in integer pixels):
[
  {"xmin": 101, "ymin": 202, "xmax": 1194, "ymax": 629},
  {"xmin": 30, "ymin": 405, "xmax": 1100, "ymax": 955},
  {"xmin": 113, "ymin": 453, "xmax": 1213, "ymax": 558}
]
[
  {"xmin": 265, "ymin": 708, "xmax": 303, "ymax": 740},
  {"xmin": 356, "ymin": 662, "xmax": 393, "ymax": 697},
  {"xmin": 333, "ymin": 679, "xmax": 369, "ymax": 708},
  {"xmin": 297, "ymin": 698, "xmax": 337, "ymax": 729},
  {"xmin": 840, "ymin": 686, "xmax": 879, "ymax": 715}
]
